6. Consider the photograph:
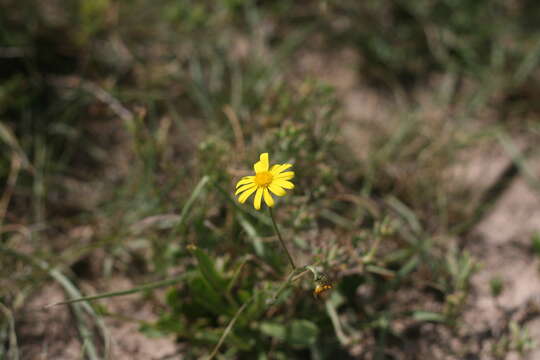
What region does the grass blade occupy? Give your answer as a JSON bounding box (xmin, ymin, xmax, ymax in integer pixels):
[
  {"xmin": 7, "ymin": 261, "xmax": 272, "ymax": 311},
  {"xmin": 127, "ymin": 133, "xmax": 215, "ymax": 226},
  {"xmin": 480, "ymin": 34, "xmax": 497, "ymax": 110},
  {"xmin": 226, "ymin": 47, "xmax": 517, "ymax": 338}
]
[
  {"xmin": 0, "ymin": 303, "xmax": 19, "ymax": 360},
  {"xmin": 46, "ymin": 274, "xmax": 189, "ymax": 307},
  {"xmin": 172, "ymin": 175, "xmax": 210, "ymax": 235}
]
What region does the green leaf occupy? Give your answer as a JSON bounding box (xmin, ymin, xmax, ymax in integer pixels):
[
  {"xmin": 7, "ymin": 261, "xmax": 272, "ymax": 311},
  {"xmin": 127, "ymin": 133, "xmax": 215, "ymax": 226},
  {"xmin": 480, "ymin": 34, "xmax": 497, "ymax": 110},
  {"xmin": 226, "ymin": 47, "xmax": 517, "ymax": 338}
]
[
  {"xmin": 260, "ymin": 322, "xmax": 286, "ymax": 341},
  {"xmin": 532, "ymin": 232, "xmax": 540, "ymax": 257},
  {"xmin": 413, "ymin": 311, "xmax": 446, "ymax": 323},
  {"xmin": 237, "ymin": 213, "xmax": 265, "ymax": 256},
  {"xmin": 139, "ymin": 322, "xmax": 169, "ymax": 338},
  {"xmin": 260, "ymin": 319, "xmax": 319, "ymax": 348},
  {"xmin": 241, "ymin": 290, "xmax": 266, "ymax": 325},
  {"xmin": 190, "ymin": 276, "xmax": 230, "ymax": 316},
  {"xmin": 195, "ymin": 328, "xmax": 252, "ymax": 350},
  {"xmin": 287, "ymin": 320, "xmax": 319, "ymax": 347},
  {"xmin": 142, "ymin": 315, "xmax": 184, "ymax": 336},
  {"xmin": 193, "ymin": 248, "xmax": 228, "ymax": 292},
  {"xmin": 366, "ymin": 265, "xmax": 395, "ymax": 278},
  {"xmin": 398, "ymin": 255, "xmax": 419, "ymax": 278}
]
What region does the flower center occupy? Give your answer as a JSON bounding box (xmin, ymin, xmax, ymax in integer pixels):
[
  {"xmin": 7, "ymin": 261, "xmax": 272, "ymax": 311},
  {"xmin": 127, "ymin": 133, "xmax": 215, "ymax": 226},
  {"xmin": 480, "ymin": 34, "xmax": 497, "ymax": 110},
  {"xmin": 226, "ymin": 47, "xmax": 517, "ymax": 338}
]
[{"xmin": 254, "ymin": 171, "xmax": 273, "ymax": 187}]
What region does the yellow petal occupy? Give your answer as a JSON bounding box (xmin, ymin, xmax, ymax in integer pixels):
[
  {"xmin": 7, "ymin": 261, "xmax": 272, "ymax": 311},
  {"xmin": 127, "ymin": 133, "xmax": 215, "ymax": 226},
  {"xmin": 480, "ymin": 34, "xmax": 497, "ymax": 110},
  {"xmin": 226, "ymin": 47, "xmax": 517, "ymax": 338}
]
[
  {"xmin": 253, "ymin": 187, "xmax": 263, "ymax": 210},
  {"xmin": 238, "ymin": 186, "xmax": 257, "ymax": 203},
  {"xmin": 268, "ymin": 183, "xmax": 286, "ymax": 196},
  {"xmin": 263, "ymin": 188, "xmax": 274, "ymax": 207},
  {"xmin": 270, "ymin": 163, "xmax": 292, "ymax": 175},
  {"xmin": 274, "ymin": 179, "xmax": 294, "ymax": 189},
  {"xmin": 275, "ymin": 171, "xmax": 294, "ymax": 181},
  {"xmin": 236, "ymin": 176, "xmax": 254, "ymax": 188},
  {"xmin": 254, "ymin": 153, "xmax": 269, "ymax": 173},
  {"xmin": 235, "ymin": 183, "xmax": 256, "ymax": 195}
]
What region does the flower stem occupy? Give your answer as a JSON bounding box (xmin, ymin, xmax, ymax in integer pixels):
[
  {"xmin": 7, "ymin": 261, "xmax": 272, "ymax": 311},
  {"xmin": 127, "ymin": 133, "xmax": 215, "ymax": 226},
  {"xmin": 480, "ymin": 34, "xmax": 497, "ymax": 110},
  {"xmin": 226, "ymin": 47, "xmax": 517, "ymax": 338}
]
[{"xmin": 268, "ymin": 207, "xmax": 296, "ymax": 270}]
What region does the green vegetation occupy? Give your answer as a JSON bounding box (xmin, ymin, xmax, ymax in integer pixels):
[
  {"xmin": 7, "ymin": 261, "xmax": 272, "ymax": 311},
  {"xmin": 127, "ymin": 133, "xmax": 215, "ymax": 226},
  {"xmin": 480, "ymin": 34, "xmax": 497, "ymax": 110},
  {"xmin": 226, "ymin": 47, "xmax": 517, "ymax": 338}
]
[
  {"xmin": 2, "ymin": 1, "xmax": 540, "ymax": 359},
  {"xmin": 490, "ymin": 276, "xmax": 504, "ymax": 298}
]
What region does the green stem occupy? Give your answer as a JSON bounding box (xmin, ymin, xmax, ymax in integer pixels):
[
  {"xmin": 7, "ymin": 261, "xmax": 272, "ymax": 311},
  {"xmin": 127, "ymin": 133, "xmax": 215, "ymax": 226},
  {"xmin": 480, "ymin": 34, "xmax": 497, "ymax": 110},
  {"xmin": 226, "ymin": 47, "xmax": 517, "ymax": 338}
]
[{"xmin": 268, "ymin": 207, "xmax": 296, "ymax": 270}]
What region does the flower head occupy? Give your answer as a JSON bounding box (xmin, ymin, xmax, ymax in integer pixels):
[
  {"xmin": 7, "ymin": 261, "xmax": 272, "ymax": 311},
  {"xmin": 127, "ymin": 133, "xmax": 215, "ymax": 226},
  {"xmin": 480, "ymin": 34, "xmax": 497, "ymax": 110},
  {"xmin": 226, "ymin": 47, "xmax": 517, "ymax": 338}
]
[{"xmin": 235, "ymin": 153, "xmax": 295, "ymax": 210}]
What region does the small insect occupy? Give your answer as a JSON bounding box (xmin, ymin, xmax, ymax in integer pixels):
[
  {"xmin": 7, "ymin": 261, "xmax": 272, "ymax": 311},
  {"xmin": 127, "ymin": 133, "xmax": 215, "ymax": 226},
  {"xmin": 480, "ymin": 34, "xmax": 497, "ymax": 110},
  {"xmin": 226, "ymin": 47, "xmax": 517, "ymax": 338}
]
[{"xmin": 313, "ymin": 272, "xmax": 333, "ymax": 300}]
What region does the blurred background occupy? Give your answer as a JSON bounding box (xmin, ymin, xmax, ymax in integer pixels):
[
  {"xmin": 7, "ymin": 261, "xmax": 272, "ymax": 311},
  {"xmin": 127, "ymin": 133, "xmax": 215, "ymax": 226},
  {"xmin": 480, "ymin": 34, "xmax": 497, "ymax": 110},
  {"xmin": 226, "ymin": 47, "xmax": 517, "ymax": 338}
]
[{"xmin": 2, "ymin": 0, "xmax": 540, "ymax": 359}]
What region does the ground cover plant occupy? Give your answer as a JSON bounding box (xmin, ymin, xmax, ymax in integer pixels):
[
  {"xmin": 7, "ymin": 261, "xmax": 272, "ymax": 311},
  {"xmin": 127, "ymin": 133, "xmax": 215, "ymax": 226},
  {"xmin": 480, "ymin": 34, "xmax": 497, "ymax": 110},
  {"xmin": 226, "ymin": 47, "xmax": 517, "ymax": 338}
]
[{"xmin": 2, "ymin": 0, "xmax": 540, "ymax": 359}]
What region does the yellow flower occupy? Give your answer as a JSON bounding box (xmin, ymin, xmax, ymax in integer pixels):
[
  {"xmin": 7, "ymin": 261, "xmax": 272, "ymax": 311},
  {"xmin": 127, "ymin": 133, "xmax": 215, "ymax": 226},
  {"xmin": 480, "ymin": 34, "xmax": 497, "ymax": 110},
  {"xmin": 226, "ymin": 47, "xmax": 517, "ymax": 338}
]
[{"xmin": 235, "ymin": 153, "xmax": 295, "ymax": 210}]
